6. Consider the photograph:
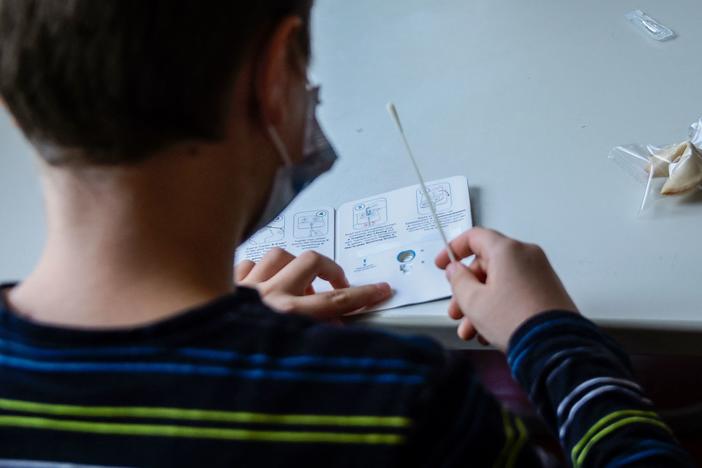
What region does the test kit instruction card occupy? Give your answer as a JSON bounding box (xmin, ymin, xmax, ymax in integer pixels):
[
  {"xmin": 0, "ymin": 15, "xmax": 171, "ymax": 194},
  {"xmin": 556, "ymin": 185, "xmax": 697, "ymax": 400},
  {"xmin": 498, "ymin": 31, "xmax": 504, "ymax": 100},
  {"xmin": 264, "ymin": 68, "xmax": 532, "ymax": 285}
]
[{"xmin": 237, "ymin": 175, "xmax": 472, "ymax": 312}]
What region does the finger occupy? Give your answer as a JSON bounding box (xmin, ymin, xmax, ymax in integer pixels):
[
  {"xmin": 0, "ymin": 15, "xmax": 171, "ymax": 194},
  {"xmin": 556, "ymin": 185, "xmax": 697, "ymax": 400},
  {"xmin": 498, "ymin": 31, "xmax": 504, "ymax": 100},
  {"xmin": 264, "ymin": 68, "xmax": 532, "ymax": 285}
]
[
  {"xmin": 447, "ymin": 298, "xmax": 464, "ymax": 320},
  {"xmin": 282, "ymin": 283, "xmax": 392, "ymax": 320},
  {"xmin": 445, "ymin": 263, "xmax": 483, "ymax": 325},
  {"xmin": 477, "ymin": 334, "xmax": 490, "ymax": 346},
  {"xmin": 435, "ymin": 227, "xmax": 508, "ymax": 268},
  {"xmin": 445, "ymin": 261, "xmax": 482, "ymax": 293},
  {"xmin": 304, "ymin": 284, "xmax": 316, "ymax": 295},
  {"xmin": 457, "ymin": 318, "xmax": 477, "ymax": 341},
  {"xmin": 234, "ymin": 260, "xmax": 256, "ymax": 282},
  {"xmin": 273, "ymin": 251, "xmax": 349, "ymax": 292},
  {"xmin": 244, "ymin": 248, "xmax": 296, "ymax": 283},
  {"xmin": 467, "ymin": 259, "xmax": 487, "ymax": 283}
]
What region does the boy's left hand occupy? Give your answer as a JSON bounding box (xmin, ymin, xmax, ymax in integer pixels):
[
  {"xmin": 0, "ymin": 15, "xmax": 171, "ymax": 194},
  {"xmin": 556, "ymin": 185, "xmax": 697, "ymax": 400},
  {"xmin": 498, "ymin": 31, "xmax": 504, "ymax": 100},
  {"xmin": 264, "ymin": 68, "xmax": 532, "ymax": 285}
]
[{"xmin": 235, "ymin": 248, "xmax": 392, "ymax": 321}]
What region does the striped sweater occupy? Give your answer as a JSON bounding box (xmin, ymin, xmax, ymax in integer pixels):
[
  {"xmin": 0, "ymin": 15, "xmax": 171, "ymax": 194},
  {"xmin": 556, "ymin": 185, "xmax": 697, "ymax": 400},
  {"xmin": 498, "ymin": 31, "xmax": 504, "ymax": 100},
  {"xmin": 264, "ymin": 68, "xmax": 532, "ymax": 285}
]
[{"xmin": 0, "ymin": 286, "xmax": 693, "ymax": 467}]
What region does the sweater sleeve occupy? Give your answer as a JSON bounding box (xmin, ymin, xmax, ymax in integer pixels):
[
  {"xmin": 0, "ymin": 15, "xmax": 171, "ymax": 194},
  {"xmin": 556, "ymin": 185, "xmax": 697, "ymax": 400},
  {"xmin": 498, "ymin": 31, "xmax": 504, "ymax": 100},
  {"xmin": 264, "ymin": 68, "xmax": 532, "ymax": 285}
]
[
  {"xmin": 406, "ymin": 349, "xmax": 546, "ymax": 467},
  {"xmin": 506, "ymin": 311, "xmax": 693, "ymax": 467}
]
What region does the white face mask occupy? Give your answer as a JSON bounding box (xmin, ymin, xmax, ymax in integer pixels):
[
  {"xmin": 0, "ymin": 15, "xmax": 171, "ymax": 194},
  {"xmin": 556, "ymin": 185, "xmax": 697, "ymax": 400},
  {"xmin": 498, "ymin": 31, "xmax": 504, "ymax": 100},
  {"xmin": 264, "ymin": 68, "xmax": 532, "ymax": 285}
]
[{"xmin": 243, "ymin": 85, "xmax": 338, "ymax": 240}]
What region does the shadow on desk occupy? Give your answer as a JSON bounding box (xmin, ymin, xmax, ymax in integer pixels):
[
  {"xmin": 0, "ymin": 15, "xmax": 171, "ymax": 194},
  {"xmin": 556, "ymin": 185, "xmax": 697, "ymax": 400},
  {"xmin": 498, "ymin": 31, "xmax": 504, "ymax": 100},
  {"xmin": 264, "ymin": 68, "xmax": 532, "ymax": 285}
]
[
  {"xmin": 468, "ymin": 186, "xmax": 482, "ymax": 226},
  {"xmin": 460, "ymin": 350, "xmax": 702, "ymax": 464}
]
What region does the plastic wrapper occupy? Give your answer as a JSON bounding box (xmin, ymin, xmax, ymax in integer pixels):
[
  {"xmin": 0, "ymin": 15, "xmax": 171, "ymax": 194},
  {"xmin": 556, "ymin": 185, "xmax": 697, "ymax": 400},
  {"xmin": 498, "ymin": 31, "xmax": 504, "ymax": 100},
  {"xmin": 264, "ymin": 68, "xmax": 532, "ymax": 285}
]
[
  {"xmin": 625, "ymin": 10, "xmax": 676, "ymax": 42},
  {"xmin": 609, "ymin": 118, "xmax": 702, "ymax": 213}
]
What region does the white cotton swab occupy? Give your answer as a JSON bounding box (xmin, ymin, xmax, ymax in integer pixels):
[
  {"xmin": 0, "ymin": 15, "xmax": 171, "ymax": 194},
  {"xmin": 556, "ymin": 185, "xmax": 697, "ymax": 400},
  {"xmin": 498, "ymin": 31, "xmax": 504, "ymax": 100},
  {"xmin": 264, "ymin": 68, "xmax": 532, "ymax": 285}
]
[{"xmin": 386, "ymin": 102, "xmax": 457, "ymax": 263}]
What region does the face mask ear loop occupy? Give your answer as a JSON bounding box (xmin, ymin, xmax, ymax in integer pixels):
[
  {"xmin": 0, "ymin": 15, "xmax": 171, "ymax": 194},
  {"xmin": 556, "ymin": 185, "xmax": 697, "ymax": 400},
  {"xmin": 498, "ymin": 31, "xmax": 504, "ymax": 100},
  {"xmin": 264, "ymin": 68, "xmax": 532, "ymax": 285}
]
[{"xmin": 266, "ymin": 126, "xmax": 293, "ymax": 167}]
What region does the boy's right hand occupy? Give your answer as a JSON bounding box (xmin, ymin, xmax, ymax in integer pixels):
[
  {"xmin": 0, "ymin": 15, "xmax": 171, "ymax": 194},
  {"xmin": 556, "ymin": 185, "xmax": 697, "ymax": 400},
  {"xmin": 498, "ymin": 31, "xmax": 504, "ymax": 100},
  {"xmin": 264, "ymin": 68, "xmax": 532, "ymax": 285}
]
[{"xmin": 435, "ymin": 228, "xmax": 578, "ymax": 352}]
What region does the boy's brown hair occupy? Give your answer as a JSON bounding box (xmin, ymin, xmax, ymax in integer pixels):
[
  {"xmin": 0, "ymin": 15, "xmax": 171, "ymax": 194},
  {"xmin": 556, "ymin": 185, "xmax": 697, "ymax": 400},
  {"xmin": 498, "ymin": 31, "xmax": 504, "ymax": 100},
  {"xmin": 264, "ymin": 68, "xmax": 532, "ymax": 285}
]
[{"xmin": 0, "ymin": 0, "xmax": 312, "ymax": 165}]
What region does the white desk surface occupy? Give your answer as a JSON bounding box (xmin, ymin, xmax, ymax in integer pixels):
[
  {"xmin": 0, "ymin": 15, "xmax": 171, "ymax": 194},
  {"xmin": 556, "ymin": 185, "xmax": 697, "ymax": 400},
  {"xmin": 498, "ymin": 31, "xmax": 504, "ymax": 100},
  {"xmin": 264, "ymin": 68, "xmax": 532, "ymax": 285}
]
[
  {"xmin": 1, "ymin": 1, "xmax": 701, "ymax": 350},
  {"xmin": 302, "ymin": 0, "xmax": 702, "ymax": 345}
]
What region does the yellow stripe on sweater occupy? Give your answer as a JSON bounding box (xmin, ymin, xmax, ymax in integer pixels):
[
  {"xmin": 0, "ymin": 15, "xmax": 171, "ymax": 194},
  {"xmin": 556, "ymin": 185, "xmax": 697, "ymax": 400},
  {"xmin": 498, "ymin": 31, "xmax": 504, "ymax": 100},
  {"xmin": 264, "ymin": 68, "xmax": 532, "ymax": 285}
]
[
  {"xmin": 0, "ymin": 415, "xmax": 405, "ymax": 445},
  {"xmin": 572, "ymin": 409, "xmax": 670, "ymax": 467},
  {"xmin": 493, "ymin": 407, "xmax": 515, "ymax": 468},
  {"xmin": 0, "ymin": 398, "xmax": 409, "ymax": 428},
  {"xmin": 506, "ymin": 416, "xmax": 528, "ymax": 468}
]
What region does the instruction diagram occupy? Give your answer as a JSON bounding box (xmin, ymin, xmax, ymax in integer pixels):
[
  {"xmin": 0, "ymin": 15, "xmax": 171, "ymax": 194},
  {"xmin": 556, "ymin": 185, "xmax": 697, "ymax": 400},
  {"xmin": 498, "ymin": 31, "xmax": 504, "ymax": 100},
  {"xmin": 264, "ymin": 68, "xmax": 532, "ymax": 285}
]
[
  {"xmin": 396, "ymin": 249, "xmax": 417, "ymax": 274},
  {"xmin": 294, "ymin": 210, "xmax": 329, "ymax": 238},
  {"xmin": 353, "ymin": 198, "xmax": 388, "ymax": 230},
  {"xmin": 249, "ymin": 215, "xmax": 285, "ymax": 245},
  {"xmin": 416, "ymin": 183, "xmax": 452, "ymax": 215}
]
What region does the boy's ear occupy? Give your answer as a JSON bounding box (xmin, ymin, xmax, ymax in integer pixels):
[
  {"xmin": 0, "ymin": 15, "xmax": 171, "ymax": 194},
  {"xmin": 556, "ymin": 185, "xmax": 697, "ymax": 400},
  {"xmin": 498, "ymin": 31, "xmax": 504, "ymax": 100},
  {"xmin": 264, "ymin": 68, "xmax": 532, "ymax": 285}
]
[{"xmin": 254, "ymin": 15, "xmax": 304, "ymax": 129}]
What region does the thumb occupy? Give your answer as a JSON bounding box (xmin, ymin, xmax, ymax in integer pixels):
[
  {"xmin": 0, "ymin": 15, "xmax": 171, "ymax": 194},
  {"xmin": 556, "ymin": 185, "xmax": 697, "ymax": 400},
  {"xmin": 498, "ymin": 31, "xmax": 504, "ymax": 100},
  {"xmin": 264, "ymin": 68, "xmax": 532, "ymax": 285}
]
[{"xmin": 445, "ymin": 261, "xmax": 481, "ymax": 290}]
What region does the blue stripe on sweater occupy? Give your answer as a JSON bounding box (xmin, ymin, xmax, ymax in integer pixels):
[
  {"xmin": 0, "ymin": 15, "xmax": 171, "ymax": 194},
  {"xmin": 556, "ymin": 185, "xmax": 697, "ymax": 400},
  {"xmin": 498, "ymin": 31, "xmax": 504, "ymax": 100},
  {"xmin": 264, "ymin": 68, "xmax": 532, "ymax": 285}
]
[
  {"xmin": 508, "ymin": 316, "xmax": 594, "ymax": 366},
  {"xmin": 0, "ymin": 353, "xmax": 425, "ymax": 385},
  {"xmin": 605, "ymin": 439, "xmax": 688, "ymax": 467},
  {"xmin": 0, "ymin": 338, "xmax": 426, "ymax": 372}
]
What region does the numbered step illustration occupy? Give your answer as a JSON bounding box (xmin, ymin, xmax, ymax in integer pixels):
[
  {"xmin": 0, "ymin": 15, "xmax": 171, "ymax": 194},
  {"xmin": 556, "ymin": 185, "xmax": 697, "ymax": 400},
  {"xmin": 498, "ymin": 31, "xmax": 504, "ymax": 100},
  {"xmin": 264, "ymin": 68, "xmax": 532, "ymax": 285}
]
[
  {"xmin": 249, "ymin": 215, "xmax": 285, "ymax": 244},
  {"xmin": 353, "ymin": 198, "xmax": 388, "ymax": 230},
  {"xmin": 416, "ymin": 183, "xmax": 452, "ymax": 215},
  {"xmin": 294, "ymin": 210, "xmax": 329, "ymax": 238}
]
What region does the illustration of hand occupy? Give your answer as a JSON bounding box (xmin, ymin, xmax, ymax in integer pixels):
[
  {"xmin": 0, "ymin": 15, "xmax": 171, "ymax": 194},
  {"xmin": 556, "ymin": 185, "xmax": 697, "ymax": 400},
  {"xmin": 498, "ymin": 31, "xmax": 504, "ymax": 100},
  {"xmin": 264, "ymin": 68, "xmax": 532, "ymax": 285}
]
[
  {"xmin": 236, "ymin": 248, "xmax": 392, "ymax": 321},
  {"xmin": 435, "ymin": 228, "xmax": 578, "ymax": 351}
]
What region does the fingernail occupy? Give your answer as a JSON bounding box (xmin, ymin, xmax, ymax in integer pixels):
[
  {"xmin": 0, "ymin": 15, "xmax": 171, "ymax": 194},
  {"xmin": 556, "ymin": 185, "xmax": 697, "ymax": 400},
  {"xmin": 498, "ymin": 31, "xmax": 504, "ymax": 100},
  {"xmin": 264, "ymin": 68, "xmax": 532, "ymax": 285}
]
[
  {"xmin": 375, "ymin": 282, "xmax": 392, "ymax": 299},
  {"xmin": 446, "ymin": 263, "xmax": 456, "ymax": 280}
]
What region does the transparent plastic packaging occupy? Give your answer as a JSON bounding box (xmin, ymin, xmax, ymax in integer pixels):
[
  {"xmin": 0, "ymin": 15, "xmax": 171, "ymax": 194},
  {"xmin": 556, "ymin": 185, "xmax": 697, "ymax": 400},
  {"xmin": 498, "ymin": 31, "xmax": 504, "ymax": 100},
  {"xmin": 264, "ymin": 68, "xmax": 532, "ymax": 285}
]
[
  {"xmin": 625, "ymin": 10, "xmax": 676, "ymax": 42},
  {"xmin": 609, "ymin": 118, "xmax": 702, "ymax": 213}
]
